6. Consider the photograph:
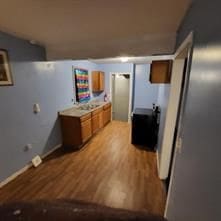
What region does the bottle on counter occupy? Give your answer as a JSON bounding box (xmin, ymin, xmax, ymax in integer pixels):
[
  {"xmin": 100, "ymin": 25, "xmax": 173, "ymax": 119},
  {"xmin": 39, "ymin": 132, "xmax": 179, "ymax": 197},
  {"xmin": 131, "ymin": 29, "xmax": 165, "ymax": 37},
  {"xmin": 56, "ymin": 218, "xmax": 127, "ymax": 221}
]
[{"xmin": 104, "ymin": 93, "xmax": 108, "ymax": 102}]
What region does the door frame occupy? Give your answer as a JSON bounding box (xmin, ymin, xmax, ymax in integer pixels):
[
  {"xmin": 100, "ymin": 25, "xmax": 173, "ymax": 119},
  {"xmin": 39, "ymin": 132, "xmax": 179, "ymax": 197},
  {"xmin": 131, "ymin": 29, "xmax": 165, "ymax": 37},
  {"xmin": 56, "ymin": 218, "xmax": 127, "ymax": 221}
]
[
  {"xmin": 109, "ymin": 72, "xmax": 133, "ymax": 123},
  {"xmin": 158, "ymin": 32, "xmax": 194, "ymax": 179},
  {"xmin": 164, "ymin": 32, "xmax": 193, "ymax": 217}
]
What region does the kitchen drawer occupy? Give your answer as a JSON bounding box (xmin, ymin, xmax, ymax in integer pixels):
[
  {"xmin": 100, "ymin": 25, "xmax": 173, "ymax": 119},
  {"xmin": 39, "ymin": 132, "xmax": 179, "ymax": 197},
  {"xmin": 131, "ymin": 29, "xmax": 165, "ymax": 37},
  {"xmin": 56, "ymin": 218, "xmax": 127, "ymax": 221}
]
[
  {"xmin": 80, "ymin": 113, "xmax": 91, "ymax": 122},
  {"xmin": 92, "ymin": 107, "xmax": 103, "ymax": 116},
  {"xmin": 103, "ymin": 103, "xmax": 111, "ymax": 110}
]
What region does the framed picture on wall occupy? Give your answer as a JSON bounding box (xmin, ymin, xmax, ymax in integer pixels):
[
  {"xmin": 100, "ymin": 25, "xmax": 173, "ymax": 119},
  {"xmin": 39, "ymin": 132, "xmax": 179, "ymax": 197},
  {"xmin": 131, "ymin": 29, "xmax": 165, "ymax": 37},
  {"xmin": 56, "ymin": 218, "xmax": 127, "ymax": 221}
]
[
  {"xmin": 73, "ymin": 67, "xmax": 90, "ymax": 103},
  {"xmin": 0, "ymin": 49, "xmax": 13, "ymax": 86}
]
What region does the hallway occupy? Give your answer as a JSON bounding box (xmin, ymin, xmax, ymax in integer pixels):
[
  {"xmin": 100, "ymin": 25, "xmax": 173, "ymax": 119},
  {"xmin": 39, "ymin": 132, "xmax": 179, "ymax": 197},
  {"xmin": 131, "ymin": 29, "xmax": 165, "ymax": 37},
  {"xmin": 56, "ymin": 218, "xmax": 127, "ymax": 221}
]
[{"xmin": 0, "ymin": 121, "xmax": 166, "ymax": 215}]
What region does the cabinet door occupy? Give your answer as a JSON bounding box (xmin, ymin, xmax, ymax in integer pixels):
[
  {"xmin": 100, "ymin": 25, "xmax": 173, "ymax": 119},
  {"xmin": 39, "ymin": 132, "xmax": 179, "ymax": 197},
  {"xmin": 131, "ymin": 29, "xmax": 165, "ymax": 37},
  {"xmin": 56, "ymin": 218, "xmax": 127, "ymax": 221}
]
[
  {"xmin": 103, "ymin": 109, "xmax": 108, "ymax": 125},
  {"xmin": 92, "ymin": 71, "xmax": 105, "ymax": 92},
  {"xmin": 99, "ymin": 72, "xmax": 104, "ymax": 91},
  {"xmin": 107, "ymin": 107, "xmax": 111, "ymax": 123},
  {"xmin": 60, "ymin": 116, "xmax": 81, "ymax": 147},
  {"xmin": 150, "ymin": 60, "xmax": 172, "ymax": 83},
  {"xmin": 92, "ymin": 113, "xmax": 100, "ymax": 134},
  {"xmin": 98, "ymin": 111, "xmax": 104, "ymax": 129},
  {"xmin": 92, "ymin": 71, "xmax": 100, "ymax": 92},
  {"xmin": 103, "ymin": 107, "xmax": 111, "ymax": 125},
  {"xmin": 81, "ymin": 118, "xmax": 92, "ymax": 142}
]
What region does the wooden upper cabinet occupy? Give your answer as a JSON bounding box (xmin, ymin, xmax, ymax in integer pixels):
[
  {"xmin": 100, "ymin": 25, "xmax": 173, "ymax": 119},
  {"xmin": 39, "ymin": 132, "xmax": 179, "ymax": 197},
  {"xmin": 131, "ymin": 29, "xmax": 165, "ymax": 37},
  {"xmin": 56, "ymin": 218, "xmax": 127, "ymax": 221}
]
[
  {"xmin": 92, "ymin": 71, "xmax": 104, "ymax": 92},
  {"xmin": 150, "ymin": 60, "xmax": 173, "ymax": 84}
]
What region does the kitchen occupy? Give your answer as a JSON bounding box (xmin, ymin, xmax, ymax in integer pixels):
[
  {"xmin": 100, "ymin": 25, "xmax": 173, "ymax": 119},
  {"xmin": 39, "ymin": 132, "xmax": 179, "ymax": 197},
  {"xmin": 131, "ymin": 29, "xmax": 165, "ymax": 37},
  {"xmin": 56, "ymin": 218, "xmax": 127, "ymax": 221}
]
[
  {"xmin": 0, "ymin": 1, "xmax": 194, "ymax": 220},
  {"xmin": 55, "ymin": 58, "xmax": 172, "ymax": 151},
  {"xmin": 0, "ymin": 51, "xmax": 172, "ymax": 215}
]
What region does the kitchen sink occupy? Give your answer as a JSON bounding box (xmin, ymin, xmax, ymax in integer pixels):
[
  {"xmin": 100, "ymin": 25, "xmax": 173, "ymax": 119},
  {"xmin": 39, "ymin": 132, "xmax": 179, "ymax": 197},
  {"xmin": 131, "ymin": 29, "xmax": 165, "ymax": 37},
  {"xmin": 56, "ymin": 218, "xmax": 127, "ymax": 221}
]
[{"xmin": 76, "ymin": 103, "xmax": 100, "ymax": 111}]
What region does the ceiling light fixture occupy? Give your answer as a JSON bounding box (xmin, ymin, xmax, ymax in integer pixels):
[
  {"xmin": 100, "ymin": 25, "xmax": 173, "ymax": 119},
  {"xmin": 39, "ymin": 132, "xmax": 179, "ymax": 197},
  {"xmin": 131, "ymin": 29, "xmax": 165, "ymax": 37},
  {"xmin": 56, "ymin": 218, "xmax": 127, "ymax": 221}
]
[
  {"xmin": 120, "ymin": 57, "xmax": 129, "ymax": 62},
  {"xmin": 30, "ymin": 40, "xmax": 37, "ymax": 45}
]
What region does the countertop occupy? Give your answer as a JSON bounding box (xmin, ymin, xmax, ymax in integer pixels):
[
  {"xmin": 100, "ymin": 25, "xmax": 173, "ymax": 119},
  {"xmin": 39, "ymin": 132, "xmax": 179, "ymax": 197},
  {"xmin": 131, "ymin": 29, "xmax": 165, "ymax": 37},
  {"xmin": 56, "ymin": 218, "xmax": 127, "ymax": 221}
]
[{"xmin": 59, "ymin": 101, "xmax": 110, "ymax": 117}]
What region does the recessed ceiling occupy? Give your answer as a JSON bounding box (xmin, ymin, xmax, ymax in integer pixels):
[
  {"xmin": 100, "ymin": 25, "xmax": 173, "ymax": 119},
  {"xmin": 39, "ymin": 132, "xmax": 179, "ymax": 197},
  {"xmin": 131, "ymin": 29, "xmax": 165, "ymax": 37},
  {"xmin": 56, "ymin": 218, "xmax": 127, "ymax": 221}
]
[{"xmin": 0, "ymin": 0, "xmax": 192, "ymax": 60}]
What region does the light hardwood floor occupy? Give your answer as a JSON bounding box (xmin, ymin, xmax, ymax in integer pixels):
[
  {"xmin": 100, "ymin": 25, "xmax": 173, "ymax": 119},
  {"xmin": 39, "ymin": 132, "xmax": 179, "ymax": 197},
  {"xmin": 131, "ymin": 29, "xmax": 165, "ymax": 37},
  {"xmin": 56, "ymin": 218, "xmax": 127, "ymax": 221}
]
[{"xmin": 0, "ymin": 121, "xmax": 166, "ymax": 215}]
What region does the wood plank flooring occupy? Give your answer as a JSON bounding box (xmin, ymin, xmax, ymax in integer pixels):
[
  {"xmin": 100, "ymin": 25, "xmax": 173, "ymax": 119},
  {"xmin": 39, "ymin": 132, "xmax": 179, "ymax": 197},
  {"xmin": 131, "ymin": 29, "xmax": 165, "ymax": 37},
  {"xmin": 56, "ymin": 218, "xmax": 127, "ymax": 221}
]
[{"xmin": 0, "ymin": 121, "xmax": 166, "ymax": 215}]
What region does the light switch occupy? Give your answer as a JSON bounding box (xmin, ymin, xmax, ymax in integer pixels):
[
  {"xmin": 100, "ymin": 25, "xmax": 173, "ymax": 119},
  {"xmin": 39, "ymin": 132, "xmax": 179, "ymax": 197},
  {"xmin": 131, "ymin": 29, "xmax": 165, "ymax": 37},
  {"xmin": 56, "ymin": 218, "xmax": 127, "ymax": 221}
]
[{"xmin": 33, "ymin": 103, "xmax": 40, "ymax": 113}]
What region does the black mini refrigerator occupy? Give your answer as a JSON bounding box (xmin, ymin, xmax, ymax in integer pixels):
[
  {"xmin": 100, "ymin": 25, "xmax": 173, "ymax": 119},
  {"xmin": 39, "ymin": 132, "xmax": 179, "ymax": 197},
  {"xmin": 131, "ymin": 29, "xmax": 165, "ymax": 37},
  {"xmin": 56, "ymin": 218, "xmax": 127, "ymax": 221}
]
[{"xmin": 131, "ymin": 108, "xmax": 159, "ymax": 150}]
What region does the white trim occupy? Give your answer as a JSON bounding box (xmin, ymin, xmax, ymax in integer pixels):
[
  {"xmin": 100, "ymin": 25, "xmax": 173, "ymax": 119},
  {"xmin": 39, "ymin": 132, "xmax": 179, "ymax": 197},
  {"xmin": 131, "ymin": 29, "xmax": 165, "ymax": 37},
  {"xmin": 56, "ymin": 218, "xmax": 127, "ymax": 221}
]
[
  {"xmin": 109, "ymin": 72, "xmax": 133, "ymax": 123},
  {"xmin": 0, "ymin": 144, "xmax": 62, "ymax": 189},
  {"xmin": 173, "ymin": 32, "xmax": 193, "ymax": 58},
  {"xmin": 164, "ymin": 32, "xmax": 193, "ymax": 218},
  {"xmin": 159, "ymin": 32, "xmax": 193, "ymax": 180},
  {"xmin": 164, "ymin": 146, "xmax": 178, "ymax": 217},
  {"xmin": 156, "ymin": 150, "xmax": 160, "ymax": 177},
  {"xmin": 0, "ymin": 164, "xmax": 32, "ymax": 188},
  {"xmin": 41, "ymin": 144, "xmax": 62, "ymax": 159},
  {"xmin": 128, "ymin": 72, "xmax": 134, "ymax": 123},
  {"xmin": 159, "ymin": 59, "xmax": 186, "ymax": 179}
]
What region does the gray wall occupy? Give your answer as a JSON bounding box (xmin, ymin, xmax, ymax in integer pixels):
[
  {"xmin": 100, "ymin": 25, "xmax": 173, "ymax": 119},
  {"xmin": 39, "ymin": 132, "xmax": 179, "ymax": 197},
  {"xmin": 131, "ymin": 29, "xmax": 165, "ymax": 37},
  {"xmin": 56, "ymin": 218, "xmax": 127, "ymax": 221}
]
[
  {"xmin": 0, "ymin": 61, "xmax": 76, "ymax": 182},
  {"xmin": 99, "ymin": 63, "xmax": 160, "ymax": 111},
  {"xmin": 98, "ymin": 63, "xmax": 134, "ymax": 96},
  {"xmin": 134, "ymin": 64, "xmax": 159, "ymax": 109},
  {"xmin": 166, "ymin": 1, "xmax": 221, "ymax": 220},
  {"xmin": 133, "ymin": 64, "xmax": 170, "ymax": 156},
  {"xmin": 0, "ymin": 31, "xmax": 100, "ymax": 182},
  {"xmin": 0, "ymin": 31, "xmax": 46, "ymax": 62},
  {"xmin": 0, "ymin": 31, "xmax": 166, "ymax": 183}
]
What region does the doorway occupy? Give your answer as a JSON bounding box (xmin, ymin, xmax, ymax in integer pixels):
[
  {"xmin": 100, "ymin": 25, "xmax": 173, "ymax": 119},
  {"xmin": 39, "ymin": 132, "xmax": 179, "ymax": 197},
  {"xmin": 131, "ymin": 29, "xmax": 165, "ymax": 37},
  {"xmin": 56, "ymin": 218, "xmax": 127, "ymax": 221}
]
[
  {"xmin": 164, "ymin": 33, "xmax": 193, "ymax": 216},
  {"xmin": 110, "ymin": 73, "xmax": 132, "ymax": 122}
]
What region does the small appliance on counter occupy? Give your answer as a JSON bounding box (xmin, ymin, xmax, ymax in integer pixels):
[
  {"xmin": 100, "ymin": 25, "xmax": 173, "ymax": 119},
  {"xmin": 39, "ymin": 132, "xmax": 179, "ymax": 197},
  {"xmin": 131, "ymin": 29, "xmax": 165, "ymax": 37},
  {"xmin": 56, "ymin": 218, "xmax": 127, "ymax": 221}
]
[{"xmin": 131, "ymin": 105, "xmax": 160, "ymax": 150}]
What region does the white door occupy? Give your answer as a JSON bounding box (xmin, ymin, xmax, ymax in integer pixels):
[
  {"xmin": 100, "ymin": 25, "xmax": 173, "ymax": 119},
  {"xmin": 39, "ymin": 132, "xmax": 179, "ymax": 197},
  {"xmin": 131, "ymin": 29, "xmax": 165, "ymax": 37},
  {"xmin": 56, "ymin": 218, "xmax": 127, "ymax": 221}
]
[
  {"xmin": 112, "ymin": 74, "xmax": 130, "ymax": 122},
  {"xmin": 158, "ymin": 29, "xmax": 193, "ymax": 180}
]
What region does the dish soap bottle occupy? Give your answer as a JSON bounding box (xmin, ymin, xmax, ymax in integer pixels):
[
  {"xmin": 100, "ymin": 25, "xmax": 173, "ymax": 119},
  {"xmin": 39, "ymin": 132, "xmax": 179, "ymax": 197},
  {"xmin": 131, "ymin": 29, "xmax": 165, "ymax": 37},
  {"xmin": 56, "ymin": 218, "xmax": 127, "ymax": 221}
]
[{"xmin": 104, "ymin": 93, "xmax": 108, "ymax": 102}]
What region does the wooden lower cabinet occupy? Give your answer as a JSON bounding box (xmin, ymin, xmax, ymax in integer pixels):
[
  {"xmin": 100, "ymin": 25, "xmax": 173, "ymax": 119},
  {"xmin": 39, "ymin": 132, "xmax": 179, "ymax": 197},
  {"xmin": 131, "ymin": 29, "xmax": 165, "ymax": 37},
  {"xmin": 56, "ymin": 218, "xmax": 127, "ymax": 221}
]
[
  {"xmin": 60, "ymin": 103, "xmax": 111, "ymax": 149},
  {"xmin": 98, "ymin": 111, "xmax": 104, "ymax": 129},
  {"xmin": 103, "ymin": 103, "xmax": 111, "ymax": 125},
  {"xmin": 92, "ymin": 107, "xmax": 103, "ymax": 133},
  {"xmin": 60, "ymin": 113, "xmax": 92, "ymax": 148},
  {"xmin": 92, "ymin": 114, "xmax": 100, "ymax": 134},
  {"xmin": 81, "ymin": 118, "xmax": 92, "ymax": 143}
]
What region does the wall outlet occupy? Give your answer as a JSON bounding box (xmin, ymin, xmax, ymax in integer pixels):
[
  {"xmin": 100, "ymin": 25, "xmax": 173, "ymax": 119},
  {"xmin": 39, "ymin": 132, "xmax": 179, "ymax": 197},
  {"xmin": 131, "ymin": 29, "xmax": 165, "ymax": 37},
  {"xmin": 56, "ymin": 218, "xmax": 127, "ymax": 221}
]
[
  {"xmin": 24, "ymin": 144, "xmax": 32, "ymax": 152},
  {"xmin": 32, "ymin": 155, "xmax": 42, "ymax": 167},
  {"xmin": 33, "ymin": 103, "xmax": 40, "ymax": 114}
]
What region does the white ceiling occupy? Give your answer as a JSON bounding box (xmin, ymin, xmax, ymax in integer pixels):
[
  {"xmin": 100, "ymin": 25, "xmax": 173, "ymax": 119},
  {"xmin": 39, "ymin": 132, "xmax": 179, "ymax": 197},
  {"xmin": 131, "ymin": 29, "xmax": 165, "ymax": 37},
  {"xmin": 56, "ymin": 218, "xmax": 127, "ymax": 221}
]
[{"xmin": 0, "ymin": 0, "xmax": 191, "ymax": 60}]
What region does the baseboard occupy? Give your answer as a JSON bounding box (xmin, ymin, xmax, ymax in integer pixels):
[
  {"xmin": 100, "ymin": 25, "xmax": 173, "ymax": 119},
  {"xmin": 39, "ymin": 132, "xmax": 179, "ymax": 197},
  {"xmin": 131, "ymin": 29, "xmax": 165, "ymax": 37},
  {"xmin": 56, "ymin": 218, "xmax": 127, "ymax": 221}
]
[
  {"xmin": 0, "ymin": 164, "xmax": 32, "ymax": 188},
  {"xmin": 0, "ymin": 144, "xmax": 62, "ymax": 189},
  {"xmin": 41, "ymin": 144, "xmax": 62, "ymax": 159}
]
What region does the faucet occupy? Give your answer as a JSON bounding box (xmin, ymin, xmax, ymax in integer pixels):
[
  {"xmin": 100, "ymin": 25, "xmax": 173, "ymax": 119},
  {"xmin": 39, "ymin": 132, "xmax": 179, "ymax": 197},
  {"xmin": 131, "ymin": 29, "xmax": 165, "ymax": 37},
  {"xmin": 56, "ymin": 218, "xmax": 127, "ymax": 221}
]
[{"xmin": 74, "ymin": 101, "xmax": 80, "ymax": 106}]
